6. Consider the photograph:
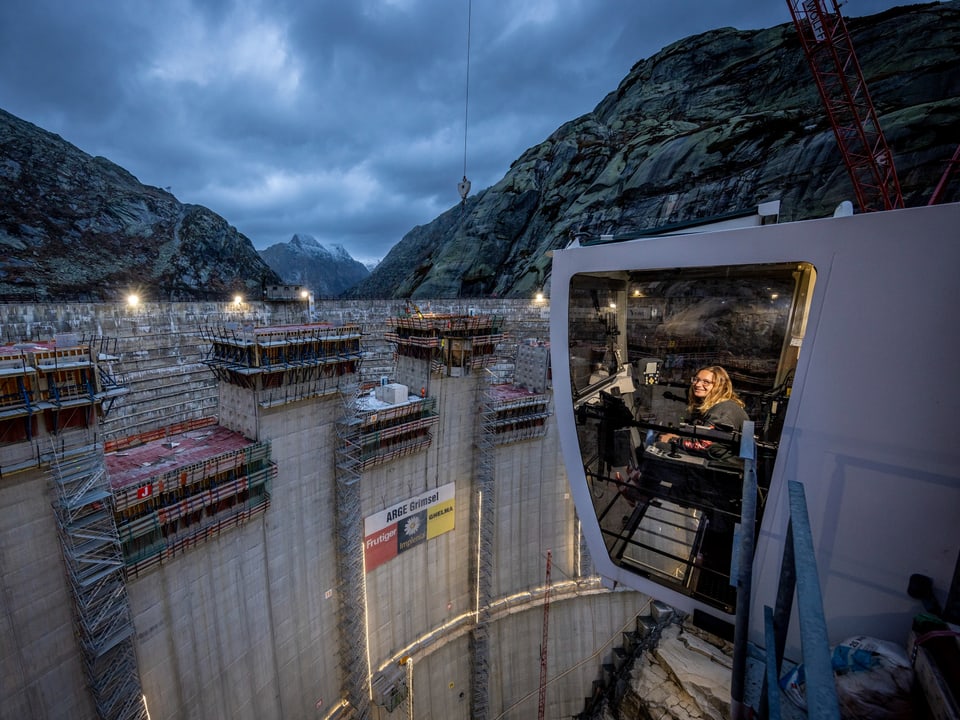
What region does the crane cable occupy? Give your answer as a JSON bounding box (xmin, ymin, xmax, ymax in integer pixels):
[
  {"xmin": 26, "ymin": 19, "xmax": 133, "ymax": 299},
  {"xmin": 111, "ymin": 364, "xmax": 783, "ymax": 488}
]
[{"xmin": 457, "ymin": 0, "xmax": 472, "ymax": 205}]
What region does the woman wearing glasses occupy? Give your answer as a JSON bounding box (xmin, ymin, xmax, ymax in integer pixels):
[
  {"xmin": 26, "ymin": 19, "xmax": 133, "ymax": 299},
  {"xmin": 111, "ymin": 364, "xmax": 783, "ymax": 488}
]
[
  {"xmin": 652, "ymin": 367, "xmax": 752, "ymax": 600},
  {"xmin": 661, "ymin": 365, "xmax": 748, "ymax": 464}
]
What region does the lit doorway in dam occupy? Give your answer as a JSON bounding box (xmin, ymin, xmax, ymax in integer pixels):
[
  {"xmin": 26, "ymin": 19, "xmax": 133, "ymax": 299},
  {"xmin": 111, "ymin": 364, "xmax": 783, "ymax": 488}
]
[{"xmin": 566, "ymin": 261, "xmax": 816, "ymax": 612}]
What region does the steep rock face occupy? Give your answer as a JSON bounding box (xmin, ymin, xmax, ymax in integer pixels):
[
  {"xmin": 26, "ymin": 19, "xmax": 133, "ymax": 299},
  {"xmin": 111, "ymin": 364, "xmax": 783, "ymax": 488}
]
[
  {"xmin": 349, "ymin": 2, "xmax": 960, "ymax": 299},
  {"xmin": 0, "ymin": 109, "xmax": 279, "ymax": 301},
  {"xmin": 258, "ymin": 234, "xmax": 370, "ymax": 297}
]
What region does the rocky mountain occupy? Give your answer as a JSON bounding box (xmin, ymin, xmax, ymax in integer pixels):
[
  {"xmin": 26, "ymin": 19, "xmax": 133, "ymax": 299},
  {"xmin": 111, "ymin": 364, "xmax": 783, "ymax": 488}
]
[
  {"xmin": 348, "ymin": 2, "xmax": 960, "ymax": 299},
  {"xmin": 2, "ymin": 3, "xmax": 958, "ymax": 303},
  {"xmin": 258, "ymin": 234, "xmax": 370, "ymax": 297},
  {"xmin": 0, "ymin": 109, "xmax": 280, "ymax": 301}
]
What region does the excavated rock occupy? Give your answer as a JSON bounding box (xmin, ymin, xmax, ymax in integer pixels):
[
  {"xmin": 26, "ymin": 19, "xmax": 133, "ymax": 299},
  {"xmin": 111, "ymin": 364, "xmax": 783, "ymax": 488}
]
[{"xmin": 615, "ymin": 623, "xmax": 735, "ymax": 720}]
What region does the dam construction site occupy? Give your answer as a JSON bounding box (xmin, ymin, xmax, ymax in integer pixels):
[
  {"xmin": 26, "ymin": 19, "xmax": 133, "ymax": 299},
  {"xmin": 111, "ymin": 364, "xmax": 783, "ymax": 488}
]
[{"xmin": 0, "ymin": 297, "xmax": 728, "ymax": 720}]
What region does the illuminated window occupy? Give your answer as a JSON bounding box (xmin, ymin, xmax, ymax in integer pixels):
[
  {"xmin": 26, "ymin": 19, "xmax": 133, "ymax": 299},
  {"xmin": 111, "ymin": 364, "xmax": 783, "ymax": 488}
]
[{"xmin": 567, "ymin": 262, "xmax": 816, "ymax": 612}]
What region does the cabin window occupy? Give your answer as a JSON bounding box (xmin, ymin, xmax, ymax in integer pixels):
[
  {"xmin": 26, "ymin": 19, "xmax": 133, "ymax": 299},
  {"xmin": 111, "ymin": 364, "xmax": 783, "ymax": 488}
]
[{"xmin": 567, "ymin": 261, "xmax": 816, "ymax": 612}]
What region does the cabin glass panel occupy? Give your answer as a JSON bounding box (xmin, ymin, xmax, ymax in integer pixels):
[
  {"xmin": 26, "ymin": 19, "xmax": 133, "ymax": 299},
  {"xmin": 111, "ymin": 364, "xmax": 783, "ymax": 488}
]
[{"xmin": 567, "ymin": 261, "xmax": 815, "ymax": 612}]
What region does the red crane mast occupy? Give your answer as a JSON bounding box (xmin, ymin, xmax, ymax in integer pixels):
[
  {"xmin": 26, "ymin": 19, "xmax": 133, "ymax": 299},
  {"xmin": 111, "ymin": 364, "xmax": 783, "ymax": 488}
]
[
  {"xmin": 538, "ymin": 549, "xmax": 552, "ymax": 720},
  {"xmin": 786, "ymin": 0, "xmax": 904, "ymax": 212},
  {"xmin": 928, "ymin": 142, "xmax": 960, "ymax": 205}
]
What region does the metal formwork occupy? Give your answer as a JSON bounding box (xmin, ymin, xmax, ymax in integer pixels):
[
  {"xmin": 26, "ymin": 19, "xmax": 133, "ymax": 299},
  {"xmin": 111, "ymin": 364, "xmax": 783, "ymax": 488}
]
[
  {"xmin": 489, "ymin": 393, "xmax": 551, "ymax": 445},
  {"xmin": 200, "ymin": 323, "xmax": 364, "ymax": 407},
  {"xmin": 48, "ymin": 440, "xmax": 147, "ymax": 720},
  {"xmin": 385, "ymin": 314, "xmax": 504, "ymax": 376},
  {"xmin": 113, "ymin": 440, "xmax": 277, "ymax": 580}
]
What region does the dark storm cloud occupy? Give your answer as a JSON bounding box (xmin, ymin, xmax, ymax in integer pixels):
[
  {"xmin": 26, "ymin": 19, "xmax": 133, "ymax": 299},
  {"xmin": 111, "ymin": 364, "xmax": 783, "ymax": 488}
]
[{"xmin": 0, "ymin": 0, "xmax": 919, "ymax": 265}]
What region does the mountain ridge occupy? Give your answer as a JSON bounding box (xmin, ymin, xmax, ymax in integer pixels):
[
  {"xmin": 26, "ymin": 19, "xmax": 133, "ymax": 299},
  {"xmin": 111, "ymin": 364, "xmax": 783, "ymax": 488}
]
[
  {"xmin": 347, "ymin": 2, "xmax": 960, "ymax": 299},
  {"xmin": 0, "ymin": 108, "xmax": 281, "ymax": 302},
  {"xmin": 258, "ymin": 234, "xmax": 370, "ymax": 297},
  {"xmin": 2, "ymin": 2, "xmax": 958, "ymax": 301}
]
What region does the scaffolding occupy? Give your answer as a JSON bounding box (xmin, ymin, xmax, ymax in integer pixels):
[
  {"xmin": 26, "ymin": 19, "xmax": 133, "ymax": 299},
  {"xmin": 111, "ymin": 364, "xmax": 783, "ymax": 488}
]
[
  {"xmin": 470, "ymin": 368, "xmax": 499, "ymax": 720},
  {"xmin": 333, "ymin": 360, "xmax": 373, "ymax": 719},
  {"xmin": 481, "ymin": 342, "xmax": 552, "ymax": 445},
  {"xmin": 48, "ymin": 439, "xmax": 147, "ymax": 720},
  {"xmin": 201, "ymin": 322, "xmax": 363, "ymax": 407},
  {"xmin": 1, "ymin": 336, "xmax": 139, "ymax": 717}
]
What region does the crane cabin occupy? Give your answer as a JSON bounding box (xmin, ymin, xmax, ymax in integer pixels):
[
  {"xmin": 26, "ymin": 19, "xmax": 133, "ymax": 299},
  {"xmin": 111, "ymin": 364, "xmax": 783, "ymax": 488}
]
[{"xmin": 549, "ymin": 201, "xmax": 960, "ymax": 654}]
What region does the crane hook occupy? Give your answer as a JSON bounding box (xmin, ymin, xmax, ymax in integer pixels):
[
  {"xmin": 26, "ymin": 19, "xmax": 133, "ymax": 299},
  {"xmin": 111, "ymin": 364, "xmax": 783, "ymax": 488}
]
[
  {"xmin": 458, "ymin": 176, "xmax": 471, "ymax": 204},
  {"xmin": 458, "ymin": 0, "xmax": 472, "ymax": 206}
]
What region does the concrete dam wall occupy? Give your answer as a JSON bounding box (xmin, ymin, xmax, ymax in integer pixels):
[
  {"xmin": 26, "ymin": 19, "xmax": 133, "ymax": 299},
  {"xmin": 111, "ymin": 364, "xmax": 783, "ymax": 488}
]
[{"xmin": 0, "ymin": 299, "xmax": 650, "ymax": 720}]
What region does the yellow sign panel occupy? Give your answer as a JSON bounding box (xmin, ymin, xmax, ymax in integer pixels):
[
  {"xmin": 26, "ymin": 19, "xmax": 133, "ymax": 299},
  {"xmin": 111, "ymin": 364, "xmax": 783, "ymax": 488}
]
[{"xmin": 427, "ymin": 499, "xmax": 455, "ymax": 539}]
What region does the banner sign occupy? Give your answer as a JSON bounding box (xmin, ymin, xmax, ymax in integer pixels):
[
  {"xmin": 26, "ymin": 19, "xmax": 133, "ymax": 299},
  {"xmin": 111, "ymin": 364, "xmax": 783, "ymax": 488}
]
[{"xmin": 363, "ymin": 482, "xmax": 455, "ymax": 572}]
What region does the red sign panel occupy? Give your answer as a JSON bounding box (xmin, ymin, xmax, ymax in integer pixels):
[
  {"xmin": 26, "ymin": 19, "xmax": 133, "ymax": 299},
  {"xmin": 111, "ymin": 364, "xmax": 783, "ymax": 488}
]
[{"xmin": 364, "ymin": 525, "xmax": 399, "ymax": 571}]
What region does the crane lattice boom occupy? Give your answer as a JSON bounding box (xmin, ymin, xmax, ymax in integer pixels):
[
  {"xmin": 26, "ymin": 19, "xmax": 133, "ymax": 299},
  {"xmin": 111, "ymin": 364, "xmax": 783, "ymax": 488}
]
[{"xmin": 786, "ymin": 0, "xmax": 904, "ymax": 212}]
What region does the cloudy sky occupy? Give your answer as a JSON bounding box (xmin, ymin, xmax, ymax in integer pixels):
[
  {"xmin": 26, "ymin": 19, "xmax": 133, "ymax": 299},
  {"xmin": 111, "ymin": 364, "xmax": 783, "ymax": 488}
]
[{"xmin": 0, "ymin": 0, "xmax": 919, "ymax": 266}]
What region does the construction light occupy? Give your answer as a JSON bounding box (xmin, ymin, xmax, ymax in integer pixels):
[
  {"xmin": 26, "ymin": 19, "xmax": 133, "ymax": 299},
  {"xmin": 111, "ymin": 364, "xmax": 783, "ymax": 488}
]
[
  {"xmin": 233, "ymin": 295, "xmax": 243, "ymax": 306},
  {"xmin": 127, "ymin": 294, "xmax": 139, "ymax": 307}
]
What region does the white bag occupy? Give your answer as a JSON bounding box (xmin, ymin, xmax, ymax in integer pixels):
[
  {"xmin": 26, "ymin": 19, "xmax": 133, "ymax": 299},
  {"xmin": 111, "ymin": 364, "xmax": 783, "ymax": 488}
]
[{"xmin": 779, "ymin": 635, "xmax": 914, "ymax": 720}]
